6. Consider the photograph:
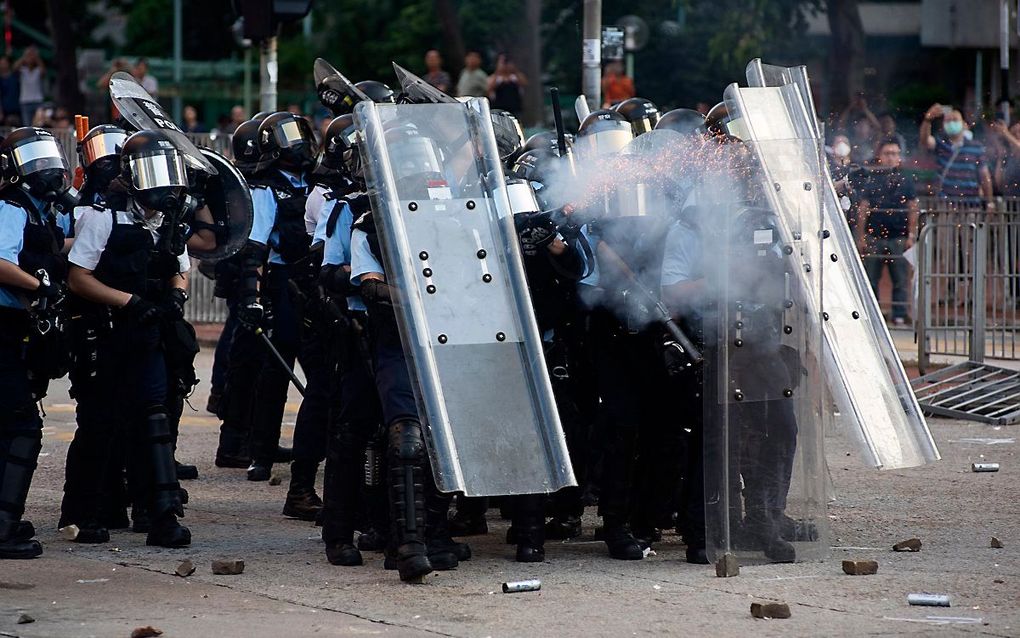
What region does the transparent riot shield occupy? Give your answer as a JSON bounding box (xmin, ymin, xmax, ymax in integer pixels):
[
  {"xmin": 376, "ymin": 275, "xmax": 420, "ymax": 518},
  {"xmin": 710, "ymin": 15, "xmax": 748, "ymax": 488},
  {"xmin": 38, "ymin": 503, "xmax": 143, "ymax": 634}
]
[
  {"xmin": 745, "ymin": 60, "xmax": 939, "ymax": 470},
  {"xmin": 354, "ymin": 99, "xmax": 575, "ymax": 496},
  {"xmin": 702, "ymin": 83, "xmax": 829, "ymax": 563}
]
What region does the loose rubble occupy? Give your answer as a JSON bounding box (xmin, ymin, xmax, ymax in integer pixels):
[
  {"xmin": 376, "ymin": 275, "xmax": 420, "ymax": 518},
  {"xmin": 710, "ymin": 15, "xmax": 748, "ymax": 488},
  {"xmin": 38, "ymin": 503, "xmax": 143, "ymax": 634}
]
[
  {"xmin": 893, "ymin": 538, "xmax": 922, "ymax": 552},
  {"xmin": 842, "ymin": 559, "xmax": 878, "ymax": 575},
  {"xmin": 715, "ymin": 553, "xmax": 739, "ymax": 578},
  {"xmin": 211, "ymin": 559, "xmax": 245, "ymax": 575},
  {"xmin": 750, "ymin": 602, "xmax": 791, "ymax": 619},
  {"xmin": 175, "ymin": 560, "xmax": 196, "ymax": 577}
]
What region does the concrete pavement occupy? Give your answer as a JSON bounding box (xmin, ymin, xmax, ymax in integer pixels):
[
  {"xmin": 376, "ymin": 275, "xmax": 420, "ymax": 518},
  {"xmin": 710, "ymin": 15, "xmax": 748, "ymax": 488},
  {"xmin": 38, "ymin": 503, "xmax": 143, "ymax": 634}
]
[{"xmin": 2, "ymin": 350, "xmax": 1019, "ymax": 637}]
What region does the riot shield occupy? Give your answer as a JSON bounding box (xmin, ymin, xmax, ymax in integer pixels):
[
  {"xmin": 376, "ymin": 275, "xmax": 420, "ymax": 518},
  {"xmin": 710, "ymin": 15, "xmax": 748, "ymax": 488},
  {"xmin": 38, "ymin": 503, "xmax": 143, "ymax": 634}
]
[
  {"xmin": 109, "ymin": 72, "xmax": 216, "ymax": 175},
  {"xmin": 314, "ymin": 58, "xmax": 370, "ymax": 115},
  {"xmin": 745, "ymin": 60, "xmax": 939, "ymax": 470},
  {"xmin": 702, "ymin": 83, "xmax": 828, "ymax": 563},
  {"xmin": 354, "ymin": 98, "xmax": 575, "ymax": 496},
  {"xmin": 190, "ymin": 148, "xmax": 253, "ymax": 262},
  {"xmin": 391, "ymin": 63, "xmax": 458, "ymax": 104}
]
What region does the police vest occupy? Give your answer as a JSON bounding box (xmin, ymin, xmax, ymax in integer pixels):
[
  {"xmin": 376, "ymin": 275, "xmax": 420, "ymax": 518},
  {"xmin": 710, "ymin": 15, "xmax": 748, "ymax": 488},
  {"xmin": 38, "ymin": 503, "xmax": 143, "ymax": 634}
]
[
  {"xmin": 250, "ymin": 172, "xmax": 310, "ymax": 263},
  {"xmin": 0, "ymin": 187, "xmax": 67, "ymax": 283}
]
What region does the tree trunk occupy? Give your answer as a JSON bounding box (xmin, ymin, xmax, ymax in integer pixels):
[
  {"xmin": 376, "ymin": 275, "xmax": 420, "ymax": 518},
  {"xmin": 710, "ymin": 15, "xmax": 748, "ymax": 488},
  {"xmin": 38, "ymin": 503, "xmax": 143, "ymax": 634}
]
[
  {"xmin": 827, "ymin": 0, "xmax": 864, "ymax": 115},
  {"xmin": 45, "ymin": 0, "xmax": 84, "ymax": 114},
  {"xmin": 434, "ymin": 0, "xmax": 466, "ymax": 81},
  {"xmin": 517, "ymin": 0, "xmax": 544, "ymax": 127}
]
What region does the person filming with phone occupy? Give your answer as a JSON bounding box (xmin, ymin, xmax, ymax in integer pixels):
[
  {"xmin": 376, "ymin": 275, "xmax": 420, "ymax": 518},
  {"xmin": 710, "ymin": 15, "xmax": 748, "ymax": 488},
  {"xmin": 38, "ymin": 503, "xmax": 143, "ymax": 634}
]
[{"xmin": 920, "ymin": 103, "xmax": 994, "ymax": 209}]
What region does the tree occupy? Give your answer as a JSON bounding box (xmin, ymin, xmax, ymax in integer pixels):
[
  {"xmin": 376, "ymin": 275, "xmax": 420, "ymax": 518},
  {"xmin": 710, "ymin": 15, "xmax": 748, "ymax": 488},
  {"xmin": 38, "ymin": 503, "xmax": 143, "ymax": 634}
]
[
  {"xmin": 827, "ymin": 0, "xmax": 863, "ymax": 110},
  {"xmin": 45, "ymin": 0, "xmax": 84, "ymax": 113}
]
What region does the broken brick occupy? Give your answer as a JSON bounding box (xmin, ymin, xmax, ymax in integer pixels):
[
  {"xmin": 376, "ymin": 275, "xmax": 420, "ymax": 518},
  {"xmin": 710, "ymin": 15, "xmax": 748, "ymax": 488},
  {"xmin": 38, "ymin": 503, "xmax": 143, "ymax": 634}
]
[
  {"xmin": 842, "ymin": 559, "xmax": 878, "ymax": 575},
  {"xmin": 211, "ymin": 559, "xmax": 245, "ymax": 575},
  {"xmin": 893, "ymin": 538, "xmax": 922, "ymax": 552},
  {"xmin": 715, "ymin": 553, "xmax": 739, "ymax": 578},
  {"xmin": 175, "ymin": 560, "xmax": 195, "ymax": 577},
  {"xmin": 750, "ymin": 602, "xmax": 791, "ymax": 619}
]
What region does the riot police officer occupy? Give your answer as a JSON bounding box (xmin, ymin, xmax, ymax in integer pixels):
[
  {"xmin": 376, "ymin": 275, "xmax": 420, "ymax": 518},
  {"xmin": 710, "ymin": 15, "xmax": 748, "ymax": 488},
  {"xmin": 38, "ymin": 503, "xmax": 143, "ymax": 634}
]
[
  {"xmin": 232, "ymin": 112, "xmax": 327, "ymax": 522},
  {"xmin": 62, "ymin": 129, "xmax": 192, "ymax": 548},
  {"xmin": 0, "ymin": 127, "xmax": 73, "ymax": 558}
]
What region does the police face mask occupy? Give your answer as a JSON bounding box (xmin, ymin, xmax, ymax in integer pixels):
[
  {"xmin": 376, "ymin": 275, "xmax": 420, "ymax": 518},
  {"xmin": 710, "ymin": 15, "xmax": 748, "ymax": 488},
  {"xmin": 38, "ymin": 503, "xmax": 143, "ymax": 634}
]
[{"xmin": 128, "ymin": 150, "xmax": 190, "ymax": 213}]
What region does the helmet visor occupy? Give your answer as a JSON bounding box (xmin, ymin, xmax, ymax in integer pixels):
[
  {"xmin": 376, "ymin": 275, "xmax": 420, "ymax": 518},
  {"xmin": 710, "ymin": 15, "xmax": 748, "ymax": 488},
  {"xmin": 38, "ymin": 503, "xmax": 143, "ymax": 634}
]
[
  {"xmin": 274, "ymin": 118, "xmax": 314, "ymax": 149},
  {"xmin": 83, "ymin": 131, "xmax": 127, "ymax": 167},
  {"xmin": 12, "ymin": 138, "xmax": 68, "ymax": 176},
  {"xmin": 576, "ymin": 129, "xmax": 633, "ymax": 158},
  {"xmin": 129, "ymin": 151, "xmax": 188, "ymax": 191},
  {"xmin": 389, "ymin": 136, "xmax": 443, "ymax": 181}
]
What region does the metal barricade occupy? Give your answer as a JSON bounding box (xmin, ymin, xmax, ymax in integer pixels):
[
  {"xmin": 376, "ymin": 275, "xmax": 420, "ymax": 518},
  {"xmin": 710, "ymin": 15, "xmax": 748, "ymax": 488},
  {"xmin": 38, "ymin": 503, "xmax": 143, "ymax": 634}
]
[
  {"xmin": 185, "ymin": 260, "xmax": 228, "ymax": 324},
  {"xmin": 911, "ymin": 197, "xmax": 1020, "ymax": 424}
]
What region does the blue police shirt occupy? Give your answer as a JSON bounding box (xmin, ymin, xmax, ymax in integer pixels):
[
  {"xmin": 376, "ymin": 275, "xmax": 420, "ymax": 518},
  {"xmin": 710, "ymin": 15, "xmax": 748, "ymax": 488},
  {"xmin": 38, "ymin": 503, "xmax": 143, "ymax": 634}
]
[
  {"xmin": 0, "ymin": 200, "xmax": 30, "ymax": 309},
  {"xmin": 248, "ymin": 170, "xmax": 307, "ymax": 265},
  {"xmin": 349, "ymin": 228, "xmax": 384, "ymax": 286},
  {"xmin": 314, "ymin": 198, "xmax": 366, "ymax": 312},
  {"xmin": 578, "ymin": 223, "xmax": 600, "ymax": 287}
]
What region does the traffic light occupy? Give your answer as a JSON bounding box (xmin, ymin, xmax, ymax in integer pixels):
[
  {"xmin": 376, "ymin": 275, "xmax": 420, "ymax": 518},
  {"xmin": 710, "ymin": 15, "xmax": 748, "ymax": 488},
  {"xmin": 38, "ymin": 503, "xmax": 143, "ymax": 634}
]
[{"xmin": 234, "ymin": 0, "xmax": 314, "ymax": 41}]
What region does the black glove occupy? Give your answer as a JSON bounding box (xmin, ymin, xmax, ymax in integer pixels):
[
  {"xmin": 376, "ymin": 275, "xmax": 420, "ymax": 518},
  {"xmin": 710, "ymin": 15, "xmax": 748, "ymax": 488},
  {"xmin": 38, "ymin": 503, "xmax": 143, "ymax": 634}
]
[
  {"xmin": 359, "ymin": 279, "xmax": 393, "ymax": 307},
  {"xmin": 161, "ymin": 288, "xmax": 188, "ymax": 320},
  {"xmin": 123, "ymin": 294, "xmax": 162, "ymax": 325},
  {"xmin": 32, "ymin": 271, "xmax": 61, "ymax": 300},
  {"xmin": 319, "ymin": 264, "xmax": 352, "ymax": 297},
  {"xmin": 237, "ymin": 300, "xmax": 265, "ymax": 331},
  {"xmin": 516, "ymin": 213, "xmax": 557, "ymax": 257}
]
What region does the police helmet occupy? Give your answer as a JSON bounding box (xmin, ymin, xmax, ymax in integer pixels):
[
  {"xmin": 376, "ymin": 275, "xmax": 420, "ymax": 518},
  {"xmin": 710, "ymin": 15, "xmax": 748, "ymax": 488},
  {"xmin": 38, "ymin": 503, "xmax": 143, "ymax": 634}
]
[
  {"xmin": 705, "ymin": 102, "xmax": 731, "ymax": 136},
  {"xmin": 80, "ymin": 124, "xmax": 128, "ymax": 185},
  {"xmin": 575, "ymin": 110, "xmax": 634, "ymax": 158},
  {"xmin": 384, "ymin": 124, "xmax": 444, "ymax": 186},
  {"xmin": 355, "ymin": 80, "xmax": 396, "ymax": 104},
  {"xmin": 614, "ymin": 97, "xmax": 661, "ymax": 137},
  {"xmin": 121, "ymin": 129, "xmax": 190, "ymax": 212},
  {"xmin": 257, "ymin": 112, "xmax": 318, "ymax": 171},
  {"xmin": 0, "ymin": 127, "xmax": 72, "ymax": 201},
  {"xmin": 491, "ymin": 109, "xmax": 526, "ymax": 164},
  {"xmin": 654, "ymin": 109, "xmax": 707, "ymax": 137},
  {"xmin": 311, "ymin": 115, "xmax": 360, "ymax": 185}
]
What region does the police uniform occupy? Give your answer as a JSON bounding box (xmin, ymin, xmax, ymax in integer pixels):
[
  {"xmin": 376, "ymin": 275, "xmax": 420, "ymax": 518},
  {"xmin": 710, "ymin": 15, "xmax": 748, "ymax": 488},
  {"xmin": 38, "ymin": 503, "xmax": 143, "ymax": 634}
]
[
  {"xmin": 61, "ymin": 198, "xmax": 192, "ymax": 547},
  {"xmin": 350, "ymin": 211, "xmax": 470, "ymax": 581},
  {"xmin": 0, "ymin": 188, "xmax": 67, "ymax": 558}
]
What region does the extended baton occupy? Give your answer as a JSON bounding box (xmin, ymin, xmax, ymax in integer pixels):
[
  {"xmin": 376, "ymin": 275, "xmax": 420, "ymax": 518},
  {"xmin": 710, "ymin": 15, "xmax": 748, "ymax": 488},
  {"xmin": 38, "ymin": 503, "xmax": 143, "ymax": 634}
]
[{"xmin": 254, "ymin": 327, "xmax": 306, "ymax": 396}]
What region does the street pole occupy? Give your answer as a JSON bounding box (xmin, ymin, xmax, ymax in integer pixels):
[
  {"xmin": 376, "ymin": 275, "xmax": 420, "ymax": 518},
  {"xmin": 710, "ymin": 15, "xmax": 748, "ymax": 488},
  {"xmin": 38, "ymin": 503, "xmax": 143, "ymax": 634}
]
[
  {"xmin": 582, "ymin": 0, "xmax": 601, "ymax": 112},
  {"xmin": 1001, "ymin": 0, "xmax": 1011, "ymax": 122},
  {"xmin": 260, "ymin": 36, "xmax": 278, "ymax": 113},
  {"xmin": 976, "ymin": 50, "xmax": 984, "ymax": 119},
  {"xmin": 243, "ymin": 47, "xmax": 253, "ymax": 116},
  {"xmin": 172, "ymin": 0, "xmax": 182, "ymax": 122}
]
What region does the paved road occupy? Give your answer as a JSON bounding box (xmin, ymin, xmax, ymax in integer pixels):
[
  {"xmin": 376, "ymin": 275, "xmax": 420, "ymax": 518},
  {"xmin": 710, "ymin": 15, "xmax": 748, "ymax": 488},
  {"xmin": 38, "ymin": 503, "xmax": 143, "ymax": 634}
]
[{"xmin": 2, "ymin": 351, "xmax": 1018, "ymax": 637}]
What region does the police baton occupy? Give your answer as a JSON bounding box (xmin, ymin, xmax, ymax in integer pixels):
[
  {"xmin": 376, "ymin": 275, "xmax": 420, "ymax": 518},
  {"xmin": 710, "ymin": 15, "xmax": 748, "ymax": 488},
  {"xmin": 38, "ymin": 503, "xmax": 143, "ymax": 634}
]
[
  {"xmin": 254, "ymin": 327, "xmax": 306, "ymax": 396},
  {"xmin": 595, "ymin": 241, "xmax": 704, "ymax": 365}
]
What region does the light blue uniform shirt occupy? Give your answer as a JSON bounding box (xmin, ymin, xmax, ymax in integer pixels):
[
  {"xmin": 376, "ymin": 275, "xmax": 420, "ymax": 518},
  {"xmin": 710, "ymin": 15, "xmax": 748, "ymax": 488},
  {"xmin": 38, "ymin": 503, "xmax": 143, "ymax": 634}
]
[
  {"xmin": 349, "ymin": 227, "xmax": 384, "ymax": 286},
  {"xmin": 248, "ymin": 170, "xmax": 308, "ymax": 265},
  {"xmin": 660, "ymin": 220, "xmax": 702, "ymax": 286},
  {"xmin": 0, "ymin": 200, "xmax": 30, "ymax": 309},
  {"xmin": 315, "ymin": 197, "xmax": 366, "ymax": 312},
  {"xmin": 578, "ymin": 223, "xmax": 600, "ymax": 287}
]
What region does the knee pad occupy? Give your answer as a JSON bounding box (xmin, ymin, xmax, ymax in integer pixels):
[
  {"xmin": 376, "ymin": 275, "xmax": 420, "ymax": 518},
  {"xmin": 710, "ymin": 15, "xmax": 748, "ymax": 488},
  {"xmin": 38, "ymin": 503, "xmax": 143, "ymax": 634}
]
[{"xmin": 387, "ymin": 420, "xmax": 425, "ymax": 464}]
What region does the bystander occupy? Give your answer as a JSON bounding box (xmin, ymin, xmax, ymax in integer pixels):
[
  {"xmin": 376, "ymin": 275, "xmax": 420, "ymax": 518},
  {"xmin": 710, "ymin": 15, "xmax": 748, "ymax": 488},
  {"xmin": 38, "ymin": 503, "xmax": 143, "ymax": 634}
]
[
  {"xmin": 920, "ymin": 103, "xmax": 994, "ymax": 206},
  {"xmin": 487, "ymin": 54, "xmax": 525, "ymax": 117},
  {"xmin": 856, "ymin": 138, "xmax": 918, "ymax": 325},
  {"xmin": 423, "ymin": 49, "xmax": 452, "ymax": 94},
  {"xmin": 14, "ymin": 46, "xmax": 45, "ymax": 128},
  {"xmin": 456, "ymin": 51, "xmax": 488, "ymax": 98},
  {"xmin": 0, "ymin": 57, "xmax": 19, "ymax": 125},
  {"xmin": 601, "ymin": 61, "xmax": 634, "ymax": 108}
]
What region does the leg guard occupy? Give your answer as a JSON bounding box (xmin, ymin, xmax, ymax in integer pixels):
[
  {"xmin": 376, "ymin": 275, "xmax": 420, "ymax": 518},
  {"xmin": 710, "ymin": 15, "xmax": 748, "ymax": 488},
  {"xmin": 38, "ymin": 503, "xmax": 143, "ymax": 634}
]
[
  {"xmin": 0, "ymin": 433, "xmax": 42, "ymax": 523},
  {"xmin": 386, "ymin": 419, "xmax": 431, "ymax": 582}
]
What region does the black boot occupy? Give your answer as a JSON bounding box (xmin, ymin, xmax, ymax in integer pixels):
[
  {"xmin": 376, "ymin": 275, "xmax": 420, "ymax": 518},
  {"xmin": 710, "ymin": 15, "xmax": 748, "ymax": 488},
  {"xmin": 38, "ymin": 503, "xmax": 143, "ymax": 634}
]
[
  {"xmin": 448, "ymin": 495, "xmax": 488, "ymax": 536},
  {"xmin": 282, "ymin": 460, "xmax": 323, "ymax": 520},
  {"xmin": 602, "ymin": 519, "xmax": 644, "ymax": 560},
  {"xmin": 513, "ymin": 494, "xmax": 546, "ymax": 563},
  {"xmin": 325, "ymin": 541, "xmax": 363, "ymax": 566},
  {"xmin": 545, "ymin": 515, "xmax": 582, "ymax": 540},
  {"xmin": 175, "ymin": 460, "xmax": 199, "ymax": 481},
  {"xmin": 0, "ymin": 515, "xmax": 41, "ymax": 559},
  {"xmin": 386, "ymin": 421, "xmax": 431, "ymax": 583},
  {"xmin": 275, "ymin": 446, "xmax": 293, "ymax": 463},
  {"xmin": 0, "ymin": 434, "xmax": 43, "ymax": 559},
  {"xmin": 743, "ymin": 492, "xmax": 795, "ymax": 563},
  {"xmin": 215, "ymin": 422, "xmax": 250, "ymax": 468},
  {"xmin": 425, "ymin": 479, "xmax": 469, "ymax": 568},
  {"xmin": 141, "ymin": 413, "xmax": 191, "ymax": 548},
  {"xmin": 247, "ymin": 463, "xmax": 272, "ymax": 481}
]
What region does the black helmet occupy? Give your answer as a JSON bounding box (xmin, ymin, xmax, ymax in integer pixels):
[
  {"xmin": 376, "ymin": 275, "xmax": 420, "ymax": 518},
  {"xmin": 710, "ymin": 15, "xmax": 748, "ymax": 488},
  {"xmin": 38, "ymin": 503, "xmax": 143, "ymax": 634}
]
[
  {"xmin": 253, "ymin": 111, "xmax": 274, "ymax": 121},
  {"xmin": 257, "ymin": 112, "xmax": 317, "ymax": 171},
  {"xmin": 655, "ymin": 109, "xmax": 707, "ymax": 137},
  {"xmin": 231, "ymin": 119, "xmax": 265, "ymax": 177},
  {"xmin": 384, "ymin": 124, "xmax": 444, "ymax": 187},
  {"xmin": 0, "ymin": 127, "xmax": 72, "ymax": 202},
  {"xmin": 311, "ymin": 114, "xmax": 360, "ymax": 186},
  {"xmin": 705, "ymin": 102, "xmax": 731, "ymax": 135},
  {"xmin": 523, "ymin": 131, "xmax": 558, "ymax": 154},
  {"xmin": 613, "ymin": 97, "xmax": 661, "ymax": 136},
  {"xmin": 121, "ymin": 129, "xmax": 190, "ymax": 212},
  {"xmin": 355, "ymin": 80, "xmax": 396, "ymax": 104},
  {"xmin": 575, "ymin": 110, "xmax": 633, "ymax": 158},
  {"xmin": 491, "ymin": 109, "xmax": 526, "ymax": 164},
  {"xmin": 510, "ymin": 148, "xmax": 555, "ymax": 185},
  {"xmin": 80, "ymin": 124, "xmax": 127, "ymax": 186}
]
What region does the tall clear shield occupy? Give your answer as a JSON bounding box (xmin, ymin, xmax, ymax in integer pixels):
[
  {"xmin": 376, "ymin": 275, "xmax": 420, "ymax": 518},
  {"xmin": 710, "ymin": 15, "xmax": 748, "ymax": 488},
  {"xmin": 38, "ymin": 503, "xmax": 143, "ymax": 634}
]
[
  {"xmin": 354, "ymin": 99, "xmax": 575, "ymax": 496},
  {"xmin": 745, "ymin": 60, "xmax": 939, "ymax": 469},
  {"xmin": 702, "ymin": 83, "xmax": 828, "ymax": 563}
]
